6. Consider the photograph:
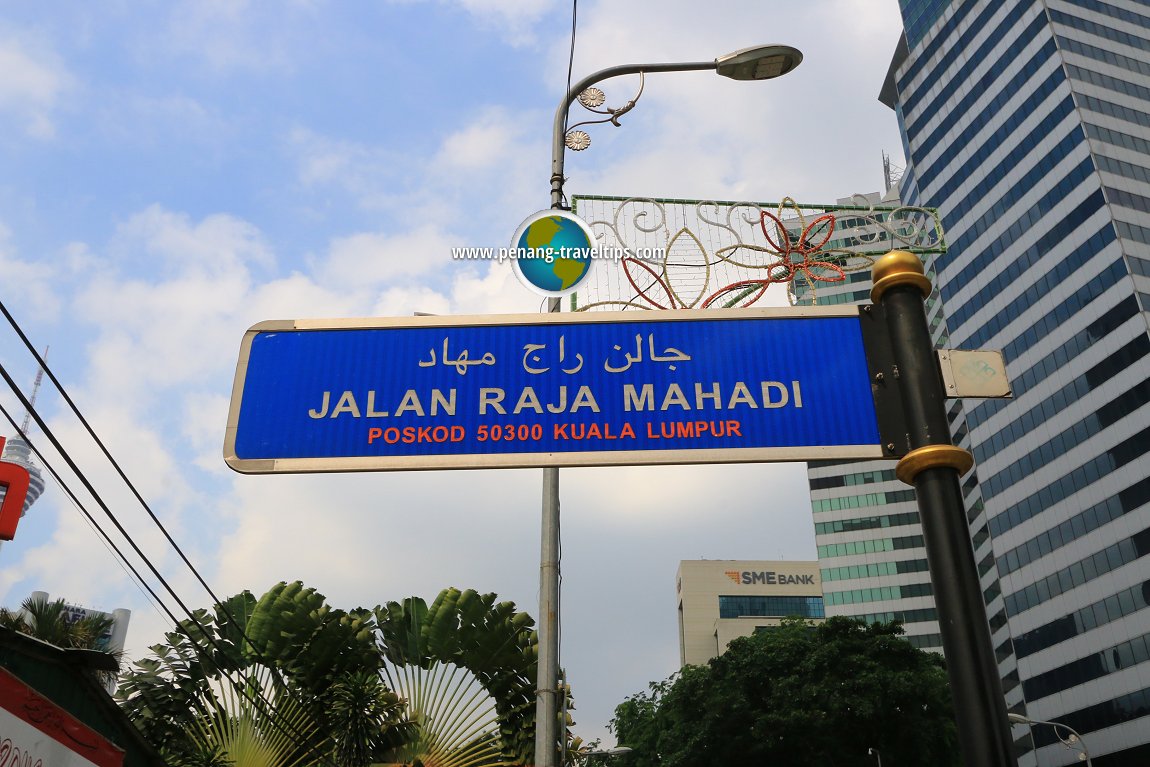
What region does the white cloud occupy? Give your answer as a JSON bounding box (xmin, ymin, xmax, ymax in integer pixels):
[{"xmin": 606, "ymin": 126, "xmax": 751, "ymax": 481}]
[
  {"xmin": 96, "ymin": 93, "xmax": 232, "ymax": 149},
  {"xmin": 182, "ymin": 391, "xmax": 234, "ymax": 469},
  {"xmin": 288, "ymin": 127, "xmax": 421, "ymax": 214},
  {"xmin": 320, "ymin": 227, "xmax": 458, "ymax": 285},
  {"xmin": 161, "ymin": 0, "xmax": 293, "ymax": 73},
  {"xmin": 242, "ymin": 272, "xmax": 359, "ymax": 323},
  {"xmin": 1, "ymin": 411, "xmax": 197, "ymax": 616},
  {"xmin": 0, "ymin": 34, "xmax": 70, "ymax": 139},
  {"xmin": 65, "ymin": 200, "xmax": 537, "ymax": 416},
  {"xmin": 434, "ymin": 107, "xmax": 524, "ymax": 172},
  {"xmin": 0, "ymin": 223, "xmax": 62, "ymax": 321},
  {"xmin": 289, "ymin": 106, "xmax": 548, "ymax": 231},
  {"xmin": 213, "ymin": 468, "xmax": 544, "ymax": 608},
  {"xmin": 109, "ymin": 205, "xmax": 275, "ymax": 276},
  {"xmin": 386, "ymin": 0, "xmax": 558, "ymax": 46},
  {"xmin": 443, "ymin": 259, "xmax": 540, "ymax": 315}
]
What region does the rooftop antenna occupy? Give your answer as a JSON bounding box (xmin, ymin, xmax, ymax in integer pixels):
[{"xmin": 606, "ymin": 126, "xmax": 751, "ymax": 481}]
[
  {"xmin": 21, "ymin": 347, "xmax": 47, "ymax": 435},
  {"xmin": 882, "ymin": 151, "xmax": 904, "ymax": 193}
]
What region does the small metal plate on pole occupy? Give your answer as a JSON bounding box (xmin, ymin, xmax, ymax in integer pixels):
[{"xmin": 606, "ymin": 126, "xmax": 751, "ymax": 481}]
[{"xmin": 937, "ymin": 350, "xmax": 1011, "ymax": 399}]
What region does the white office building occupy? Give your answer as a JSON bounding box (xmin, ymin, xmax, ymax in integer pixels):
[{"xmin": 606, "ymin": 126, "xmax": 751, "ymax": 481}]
[
  {"xmin": 885, "ymin": 0, "xmax": 1150, "ymax": 762},
  {"xmin": 676, "ymin": 560, "xmax": 823, "ymax": 667}
]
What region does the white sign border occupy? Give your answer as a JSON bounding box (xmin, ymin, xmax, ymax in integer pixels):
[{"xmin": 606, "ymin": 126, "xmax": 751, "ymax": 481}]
[{"xmin": 223, "ymin": 307, "xmax": 883, "ymax": 474}]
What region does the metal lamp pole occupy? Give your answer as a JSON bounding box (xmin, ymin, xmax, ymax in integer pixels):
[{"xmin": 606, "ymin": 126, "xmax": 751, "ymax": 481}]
[
  {"xmin": 535, "ymin": 45, "xmax": 802, "ymax": 767},
  {"xmin": 871, "ymin": 251, "xmax": 1016, "ymax": 766}
]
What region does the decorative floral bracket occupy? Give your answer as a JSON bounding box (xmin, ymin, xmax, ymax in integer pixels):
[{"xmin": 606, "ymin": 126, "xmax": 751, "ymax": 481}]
[{"xmin": 570, "ymin": 195, "xmax": 945, "ymax": 311}]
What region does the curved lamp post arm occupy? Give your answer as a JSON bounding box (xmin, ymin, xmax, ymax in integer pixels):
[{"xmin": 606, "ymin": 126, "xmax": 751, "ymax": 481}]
[
  {"xmin": 549, "ymin": 45, "xmax": 802, "ymax": 210},
  {"xmin": 550, "ymin": 60, "xmax": 716, "ymax": 209},
  {"xmin": 1009, "ymin": 713, "xmax": 1092, "ymax": 765}
]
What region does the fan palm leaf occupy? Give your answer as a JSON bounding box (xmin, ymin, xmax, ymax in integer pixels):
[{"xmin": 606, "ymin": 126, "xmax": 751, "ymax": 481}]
[{"xmin": 374, "ymin": 588, "xmax": 540, "ymax": 767}]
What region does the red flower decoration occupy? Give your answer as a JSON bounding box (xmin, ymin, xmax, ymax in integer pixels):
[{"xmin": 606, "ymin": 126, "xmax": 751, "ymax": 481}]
[
  {"xmin": 758, "ymin": 210, "xmax": 846, "ymax": 286},
  {"xmin": 699, "ymin": 210, "xmax": 846, "ymax": 309}
]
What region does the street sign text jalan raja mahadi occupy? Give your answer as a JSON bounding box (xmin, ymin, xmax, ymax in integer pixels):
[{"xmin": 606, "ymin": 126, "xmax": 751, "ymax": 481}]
[{"xmin": 224, "ymin": 307, "xmax": 885, "ymax": 473}]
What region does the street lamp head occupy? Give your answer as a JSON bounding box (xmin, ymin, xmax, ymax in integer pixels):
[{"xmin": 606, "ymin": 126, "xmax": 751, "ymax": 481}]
[
  {"xmin": 584, "ymin": 747, "xmax": 633, "ymax": 758},
  {"xmin": 1008, "ymin": 713, "xmax": 1029, "ymax": 724},
  {"xmin": 715, "ymin": 44, "xmax": 803, "ymax": 81}
]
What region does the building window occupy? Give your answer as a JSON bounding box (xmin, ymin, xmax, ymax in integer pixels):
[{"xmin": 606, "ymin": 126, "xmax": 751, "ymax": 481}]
[
  {"xmin": 1024, "ymin": 628, "xmax": 1150, "ymax": 701},
  {"xmin": 817, "ymin": 535, "xmax": 925, "ymax": 558},
  {"xmin": 997, "ymin": 474, "xmax": 1150, "ymax": 576},
  {"xmin": 809, "ymin": 468, "xmax": 898, "ymax": 490},
  {"xmin": 1014, "ymin": 580, "xmax": 1150, "ymax": 659},
  {"xmin": 824, "ymin": 582, "xmax": 933, "ymax": 606},
  {"xmin": 718, "ymin": 595, "xmax": 825, "ymax": 620},
  {"xmin": 813, "ymin": 511, "xmax": 920, "ymax": 535},
  {"xmin": 810, "ymin": 490, "xmax": 916, "ymax": 513},
  {"xmin": 990, "ymin": 422, "xmax": 1150, "ymax": 538},
  {"xmin": 1005, "ymin": 527, "xmax": 1150, "ymax": 616},
  {"xmin": 976, "ymin": 333, "xmax": 1150, "ymax": 469}
]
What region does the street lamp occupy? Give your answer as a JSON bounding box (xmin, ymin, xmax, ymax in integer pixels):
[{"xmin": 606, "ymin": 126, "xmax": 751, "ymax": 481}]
[
  {"xmin": 583, "ymin": 747, "xmax": 633, "ymax": 761},
  {"xmin": 535, "ymin": 45, "xmax": 802, "ymax": 767},
  {"xmin": 868, "ymin": 747, "xmax": 883, "ymax": 767},
  {"xmin": 549, "ymin": 44, "xmax": 803, "ymax": 209},
  {"xmin": 1008, "ymin": 713, "xmax": 1093, "ymax": 765}
]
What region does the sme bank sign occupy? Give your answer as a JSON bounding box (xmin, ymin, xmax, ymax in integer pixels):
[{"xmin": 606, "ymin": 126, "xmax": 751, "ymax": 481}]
[{"xmin": 725, "ymin": 570, "xmax": 816, "ymax": 586}]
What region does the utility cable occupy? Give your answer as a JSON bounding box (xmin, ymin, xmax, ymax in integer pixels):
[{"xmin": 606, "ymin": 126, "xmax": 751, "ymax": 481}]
[
  {"xmin": 0, "ymin": 357, "xmax": 339, "ymax": 765},
  {"xmin": 0, "ymin": 400, "xmax": 178, "ymax": 631},
  {"xmin": 0, "ymin": 371, "xmax": 340, "ymax": 767},
  {"xmin": 0, "ymin": 299, "xmax": 249, "ymax": 632},
  {"xmin": 557, "ymin": 0, "xmax": 579, "ymax": 210},
  {"xmin": 554, "ymin": 1, "xmax": 577, "ymax": 756},
  {"xmin": 0, "ymin": 299, "xmax": 319, "ymax": 693},
  {"xmin": 562, "ymin": 0, "xmax": 578, "ymax": 135}
]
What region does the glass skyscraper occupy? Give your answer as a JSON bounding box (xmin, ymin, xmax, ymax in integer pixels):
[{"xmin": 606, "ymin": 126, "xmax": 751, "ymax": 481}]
[{"xmin": 885, "ymin": 1, "xmax": 1150, "ymax": 763}]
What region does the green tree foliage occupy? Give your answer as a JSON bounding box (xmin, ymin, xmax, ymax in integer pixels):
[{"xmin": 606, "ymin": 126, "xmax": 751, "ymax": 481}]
[
  {"xmin": 0, "ymin": 595, "xmax": 121, "ymax": 685},
  {"xmin": 180, "ymin": 664, "xmax": 321, "ymax": 767},
  {"xmin": 116, "ymin": 583, "xmax": 551, "ymax": 767},
  {"xmin": 610, "ymin": 617, "xmax": 960, "ymax": 767},
  {"xmin": 116, "ymin": 582, "xmax": 405, "ymax": 767},
  {"xmin": 0, "ymin": 595, "xmax": 117, "ymax": 651},
  {"xmin": 374, "ymin": 587, "xmax": 542, "ymax": 767}
]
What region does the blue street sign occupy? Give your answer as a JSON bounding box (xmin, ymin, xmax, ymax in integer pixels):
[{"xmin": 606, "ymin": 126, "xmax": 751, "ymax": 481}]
[{"xmin": 224, "ymin": 308, "xmax": 883, "ymax": 472}]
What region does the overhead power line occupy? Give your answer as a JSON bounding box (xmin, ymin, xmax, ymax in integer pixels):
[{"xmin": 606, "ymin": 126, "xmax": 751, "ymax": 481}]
[{"xmin": 0, "ymin": 302, "xmax": 340, "ymax": 764}]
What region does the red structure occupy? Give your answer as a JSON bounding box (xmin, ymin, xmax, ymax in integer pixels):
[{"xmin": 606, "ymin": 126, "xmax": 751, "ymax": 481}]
[
  {"xmin": 0, "ymin": 436, "xmax": 30, "ymax": 541},
  {"xmin": 0, "ymin": 667, "xmax": 125, "ymax": 766}
]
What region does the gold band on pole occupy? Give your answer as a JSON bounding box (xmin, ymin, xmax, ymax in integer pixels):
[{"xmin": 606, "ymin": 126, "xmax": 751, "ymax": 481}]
[
  {"xmin": 871, "ymin": 249, "xmax": 932, "ymax": 304},
  {"xmin": 896, "ymin": 444, "xmax": 974, "ymax": 485}
]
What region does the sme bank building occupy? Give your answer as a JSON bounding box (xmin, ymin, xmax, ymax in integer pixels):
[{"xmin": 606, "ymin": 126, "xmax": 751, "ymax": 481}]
[{"xmin": 677, "ymin": 560, "xmax": 824, "ymax": 666}]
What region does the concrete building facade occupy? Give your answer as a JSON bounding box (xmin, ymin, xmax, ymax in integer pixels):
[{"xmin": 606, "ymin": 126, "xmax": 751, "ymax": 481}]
[{"xmin": 676, "ymin": 559, "xmax": 823, "ymax": 667}]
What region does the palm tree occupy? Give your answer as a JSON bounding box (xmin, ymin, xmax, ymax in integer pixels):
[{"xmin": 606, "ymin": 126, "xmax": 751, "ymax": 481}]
[
  {"xmin": 117, "ymin": 582, "xmax": 407, "ymax": 767},
  {"xmin": 174, "ymin": 664, "xmax": 323, "ymax": 767},
  {"xmin": 0, "ymin": 595, "xmax": 116, "ymax": 650},
  {"xmin": 373, "ymin": 588, "xmax": 546, "ymax": 767},
  {"xmin": 117, "ymin": 583, "xmax": 559, "ymax": 767},
  {"xmin": 0, "ymin": 595, "xmax": 121, "ymax": 687}
]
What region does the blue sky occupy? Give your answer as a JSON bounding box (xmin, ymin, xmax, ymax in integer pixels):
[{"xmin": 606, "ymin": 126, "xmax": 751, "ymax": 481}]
[{"xmin": 0, "ymin": 0, "xmax": 905, "ymax": 747}]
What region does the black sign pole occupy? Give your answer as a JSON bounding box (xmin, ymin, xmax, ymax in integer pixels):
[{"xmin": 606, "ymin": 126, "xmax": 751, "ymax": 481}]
[{"xmin": 870, "ymin": 251, "xmax": 1016, "ymax": 767}]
